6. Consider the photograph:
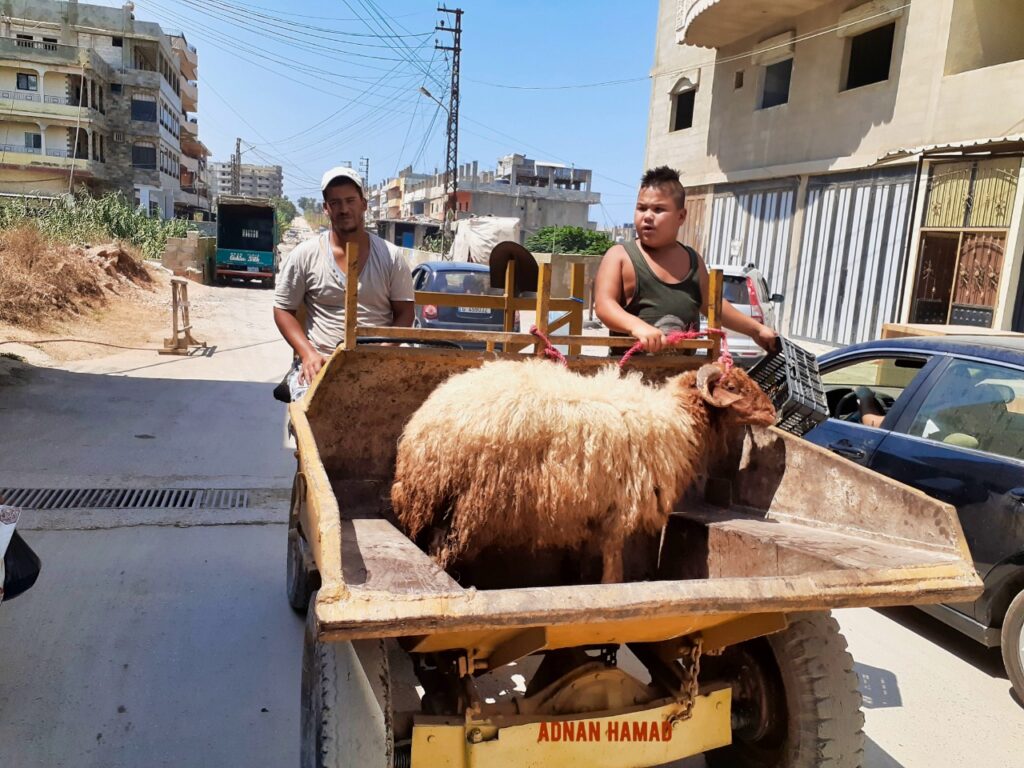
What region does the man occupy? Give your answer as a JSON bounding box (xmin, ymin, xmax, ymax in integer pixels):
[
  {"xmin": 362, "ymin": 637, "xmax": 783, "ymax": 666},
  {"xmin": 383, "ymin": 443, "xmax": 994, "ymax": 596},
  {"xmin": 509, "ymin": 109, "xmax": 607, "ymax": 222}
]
[
  {"xmin": 595, "ymin": 166, "xmax": 778, "ymax": 354},
  {"xmin": 273, "ymin": 166, "xmax": 414, "ymax": 399}
]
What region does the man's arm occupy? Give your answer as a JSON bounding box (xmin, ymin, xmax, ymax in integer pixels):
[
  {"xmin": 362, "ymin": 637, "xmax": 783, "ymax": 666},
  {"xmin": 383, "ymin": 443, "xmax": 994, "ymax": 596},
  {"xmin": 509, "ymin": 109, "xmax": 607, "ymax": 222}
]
[
  {"xmin": 390, "ymin": 300, "xmax": 414, "ymax": 327},
  {"xmin": 696, "ymin": 256, "xmax": 778, "ymax": 352},
  {"xmin": 273, "ymin": 307, "xmax": 325, "ymax": 385},
  {"xmin": 594, "ymin": 245, "xmax": 668, "ymax": 352}
]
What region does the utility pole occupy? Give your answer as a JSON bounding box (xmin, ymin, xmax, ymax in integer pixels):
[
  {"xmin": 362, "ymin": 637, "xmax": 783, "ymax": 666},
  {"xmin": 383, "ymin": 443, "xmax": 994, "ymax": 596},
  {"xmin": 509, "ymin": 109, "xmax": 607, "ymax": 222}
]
[
  {"xmin": 231, "ymin": 136, "xmax": 241, "ymax": 195},
  {"xmin": 435, "ymin": 6, "xmax": 462, "ymax": 255},
  {"xmin": 359, "ymin": 156, "xmax": 370, "ymax": 186}
]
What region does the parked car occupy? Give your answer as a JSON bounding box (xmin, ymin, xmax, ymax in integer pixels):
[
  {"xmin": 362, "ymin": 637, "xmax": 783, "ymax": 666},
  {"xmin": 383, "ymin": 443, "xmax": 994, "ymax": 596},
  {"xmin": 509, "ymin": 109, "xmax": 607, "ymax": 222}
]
[
  {"xmin": 700, "ymin": 264, "xmax": 783, "ymax": 366},
  {"xmin": 804, "ymin": 335, "xmax": 1024, "ymax": 699},
  {"xmin": 411, "ymin": 261, "xmax": 519, "ymax": 348},
  {"xmin": 1, "ymin": 502, "xmax": 40, "ymax": 604}
]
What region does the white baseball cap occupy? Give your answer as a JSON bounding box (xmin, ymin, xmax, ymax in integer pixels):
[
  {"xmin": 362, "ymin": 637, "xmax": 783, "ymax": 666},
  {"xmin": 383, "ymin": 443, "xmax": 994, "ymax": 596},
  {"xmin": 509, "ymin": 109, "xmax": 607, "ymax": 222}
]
[{"xmin": 320, "ymin": 166, "xmax": 364, "ymax": 195}]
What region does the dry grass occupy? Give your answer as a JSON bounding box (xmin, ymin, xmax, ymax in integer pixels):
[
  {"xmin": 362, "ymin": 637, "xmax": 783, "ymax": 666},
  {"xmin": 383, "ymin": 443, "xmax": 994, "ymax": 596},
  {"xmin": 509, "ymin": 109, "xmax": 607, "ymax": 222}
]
[{"xmin": 0, "ymin": 224, "xmax": 148, "ymax": 327}]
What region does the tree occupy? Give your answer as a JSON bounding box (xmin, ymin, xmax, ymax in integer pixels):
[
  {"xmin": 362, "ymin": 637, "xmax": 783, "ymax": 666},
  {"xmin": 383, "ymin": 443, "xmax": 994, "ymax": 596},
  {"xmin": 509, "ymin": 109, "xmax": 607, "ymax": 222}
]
[
  {"xmin": 271, "ymin": 195, "xmax": 298, "ymax": 235},
  {"xmin": 524, "ymin": 226, "xmax": 614, "ymax": 256},
  {"xmin": 296, "ymin": 196, "xmax": 318, "ymax": 214}
]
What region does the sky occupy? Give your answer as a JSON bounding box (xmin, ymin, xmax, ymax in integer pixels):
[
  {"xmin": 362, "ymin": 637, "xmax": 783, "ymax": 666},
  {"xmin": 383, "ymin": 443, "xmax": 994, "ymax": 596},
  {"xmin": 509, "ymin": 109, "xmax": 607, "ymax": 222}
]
[{"xmin": 91, "ymin": 0, "xmax": 659, "ymax": 226}]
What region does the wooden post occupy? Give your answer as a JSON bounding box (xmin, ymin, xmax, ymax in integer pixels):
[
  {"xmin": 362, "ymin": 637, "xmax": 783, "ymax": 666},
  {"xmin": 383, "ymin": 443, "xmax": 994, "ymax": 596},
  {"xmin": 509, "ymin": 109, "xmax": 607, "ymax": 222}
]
[
  {"xmin": 159, "ymin": 277, "xmax": 205, "ymax": 355},
  {"xmin": 707, "ymin": 268, "xmax": 723, "ymax": 361},
  {"xmin": 501, "ymin": 259, "xmax": 516, "ymax": 353},
  {"xmin": 534, "ymin": 262, "xmax": 552, "ymax": 356},
  {"xmin": 568, "ymin": 262, "xmax": 585, "ymax": 357},
  {"xmin": 343, "ymin": 242, "xmax": 360, "ymax": 351}
]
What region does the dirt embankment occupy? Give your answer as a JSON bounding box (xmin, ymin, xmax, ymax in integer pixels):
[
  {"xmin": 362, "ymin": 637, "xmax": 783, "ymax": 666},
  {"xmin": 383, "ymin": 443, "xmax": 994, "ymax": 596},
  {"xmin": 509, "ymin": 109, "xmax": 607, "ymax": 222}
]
[{"xmin": 0, "ymin": 225, "xmax": 173, "ymax": 365}]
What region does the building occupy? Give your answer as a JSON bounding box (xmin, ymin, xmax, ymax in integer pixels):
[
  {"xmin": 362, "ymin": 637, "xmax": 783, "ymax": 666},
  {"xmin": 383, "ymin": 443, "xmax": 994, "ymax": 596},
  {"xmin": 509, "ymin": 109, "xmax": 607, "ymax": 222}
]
[
  {"xmin": 210, "ymin": 161, "xmax": 283, "ymax": 200},
  {"xmin": 0, "ymin": 0, "xmax": 211, "ymax": 218},
  {"xmin": 649, "ymin": 0, "xmax": 1024, "ymax": 343},
  {"xmin": 370, "ymin": 154, "xmax": 600, "ymax": 247}
]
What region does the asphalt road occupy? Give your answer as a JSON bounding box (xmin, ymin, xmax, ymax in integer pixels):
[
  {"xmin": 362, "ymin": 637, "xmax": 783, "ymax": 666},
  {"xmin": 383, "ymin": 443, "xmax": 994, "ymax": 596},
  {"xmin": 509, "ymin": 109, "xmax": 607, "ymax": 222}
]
[{"xmin": 1, "ymin": 281, "xmax": 1023, "ymax": 767}]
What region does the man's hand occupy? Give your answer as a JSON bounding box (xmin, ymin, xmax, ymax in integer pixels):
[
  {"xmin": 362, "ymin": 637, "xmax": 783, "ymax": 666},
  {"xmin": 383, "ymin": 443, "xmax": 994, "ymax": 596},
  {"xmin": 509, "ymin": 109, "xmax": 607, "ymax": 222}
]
[
  {"xmin": 299, "ymin": 352, "xmax": 327, "ymax": 385},
  {"xmin": 631, "ymin": 321, "xmax": 668, "ymax": 354},
  {"xmin": 754, "ymin": 326, "xmax": 780, "ymax": 353}
]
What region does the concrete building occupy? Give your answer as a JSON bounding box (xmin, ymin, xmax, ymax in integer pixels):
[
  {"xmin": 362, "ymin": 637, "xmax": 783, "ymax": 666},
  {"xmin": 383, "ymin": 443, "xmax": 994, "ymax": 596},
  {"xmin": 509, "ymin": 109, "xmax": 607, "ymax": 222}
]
[
  {"xmin": 0, "ymin": 0, "xmax": 209, "ymax": 219},
  {"xmin": 371, "ymin": 154, "xmax": 600, "ymax": 247},
  {"xmin": 210, "ymin": 161, "xmax": 283, "ymax": 200},
  {"xmin": 649, "ymin": 0, "xmax": 1024, "ymax": 344}
]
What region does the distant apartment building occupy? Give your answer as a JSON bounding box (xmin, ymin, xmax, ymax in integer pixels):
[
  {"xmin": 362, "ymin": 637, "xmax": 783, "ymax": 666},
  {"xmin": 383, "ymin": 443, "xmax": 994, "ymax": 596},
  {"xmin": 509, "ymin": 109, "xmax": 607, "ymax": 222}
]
[
  {"xmin": 0, "ymin": 0, "xmax": 211, "ymax": 219},
  {"xmin": 650, "ymin": 0, "xmax": 1024, "ymax": 343},
  {"xmin": 369, "ymin": 153, "xmax": 600, "ymax": 247},
  {"xmin": 210, "ymin": 161, "xmax": 283, "ymax": 200}
]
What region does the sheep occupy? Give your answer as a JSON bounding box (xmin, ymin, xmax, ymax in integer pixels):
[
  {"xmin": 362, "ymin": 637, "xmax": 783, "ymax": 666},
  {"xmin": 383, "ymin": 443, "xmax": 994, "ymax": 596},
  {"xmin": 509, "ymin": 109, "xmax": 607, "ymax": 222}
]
[{"xmin": 390, "ymin": 358, "xmax": 776, "ymax": 584}]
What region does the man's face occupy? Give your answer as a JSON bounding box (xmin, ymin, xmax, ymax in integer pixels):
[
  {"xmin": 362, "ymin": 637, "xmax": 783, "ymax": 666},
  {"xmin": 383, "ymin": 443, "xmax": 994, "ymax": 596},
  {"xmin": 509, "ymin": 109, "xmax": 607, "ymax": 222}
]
[
  {"xmin": 634, "ymin": 186, "xmax": 687, "ymax": 249},
  {"xmin": 322, "ymin": 181, "xmax": 367, "ymax": 235}
]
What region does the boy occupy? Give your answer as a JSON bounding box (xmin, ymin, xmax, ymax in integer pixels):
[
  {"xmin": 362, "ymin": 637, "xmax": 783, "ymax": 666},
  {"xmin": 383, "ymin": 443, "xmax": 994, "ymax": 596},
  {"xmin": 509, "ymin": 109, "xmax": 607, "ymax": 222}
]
[{"xmin": 595, "ymin": 166, "xmax": 778, "ymax": 354}]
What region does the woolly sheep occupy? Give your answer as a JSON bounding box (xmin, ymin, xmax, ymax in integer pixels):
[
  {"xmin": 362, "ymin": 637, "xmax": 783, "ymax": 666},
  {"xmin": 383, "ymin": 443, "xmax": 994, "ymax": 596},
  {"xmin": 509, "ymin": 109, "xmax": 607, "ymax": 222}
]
[{"xmin": 391, "ymin": 358, "xmax": 776, "ymax": 584}]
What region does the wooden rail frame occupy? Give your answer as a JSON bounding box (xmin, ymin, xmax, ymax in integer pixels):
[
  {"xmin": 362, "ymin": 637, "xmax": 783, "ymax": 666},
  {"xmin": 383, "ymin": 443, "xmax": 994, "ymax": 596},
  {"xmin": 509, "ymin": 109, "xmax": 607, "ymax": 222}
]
[
  {"xmin": 339, "ymin": 247, "xmax": 725, "ymax": 358},
  {"xmin": 158, "ymin": 277, "xmax": 206, "ymax": 356}
]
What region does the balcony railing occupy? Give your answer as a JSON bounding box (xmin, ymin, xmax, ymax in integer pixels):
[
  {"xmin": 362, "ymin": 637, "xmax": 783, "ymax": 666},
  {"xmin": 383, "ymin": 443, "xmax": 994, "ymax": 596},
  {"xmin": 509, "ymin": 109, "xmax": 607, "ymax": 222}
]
[
  {"xmin": 46, "ymin": 148, "xmax": 70, "ymax": 158},
  {"xmin": 0, "ymin": 37, "xmax": 116, "ymax": 81},
  {"xmin": 0, "ymin": 143, "xmax": 41, "ymax": 155},
  {"xmin": 0, "ymin": 89, "xmax": 40, "ymax": 103}
]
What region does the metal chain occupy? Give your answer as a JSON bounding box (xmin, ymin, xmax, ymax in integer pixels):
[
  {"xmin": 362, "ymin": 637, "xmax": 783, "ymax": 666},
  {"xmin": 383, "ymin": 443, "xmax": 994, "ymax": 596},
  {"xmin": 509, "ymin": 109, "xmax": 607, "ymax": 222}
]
[{"xmin": 675, "ymin": 636, "xmax": 703, "ymax": 722}]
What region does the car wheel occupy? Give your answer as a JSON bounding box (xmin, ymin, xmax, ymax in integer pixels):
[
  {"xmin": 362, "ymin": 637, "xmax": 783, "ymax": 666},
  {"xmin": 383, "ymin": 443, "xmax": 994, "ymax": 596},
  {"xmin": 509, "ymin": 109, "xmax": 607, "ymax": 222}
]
[{"xmin": 1001, "ymin": 589, "xmax": 1024, "ymax": 702}]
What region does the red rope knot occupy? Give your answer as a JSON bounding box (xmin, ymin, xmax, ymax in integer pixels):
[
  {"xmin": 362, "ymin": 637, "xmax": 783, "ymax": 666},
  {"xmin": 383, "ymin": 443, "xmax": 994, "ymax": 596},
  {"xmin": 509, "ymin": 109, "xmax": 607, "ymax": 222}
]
[
  {"xmin": 529, "ymin": 324, "xmax": 568, "ymax": 365},
  {"xmin": 618, "ymin": 328, "xmax": 733, "ymax": 371}
]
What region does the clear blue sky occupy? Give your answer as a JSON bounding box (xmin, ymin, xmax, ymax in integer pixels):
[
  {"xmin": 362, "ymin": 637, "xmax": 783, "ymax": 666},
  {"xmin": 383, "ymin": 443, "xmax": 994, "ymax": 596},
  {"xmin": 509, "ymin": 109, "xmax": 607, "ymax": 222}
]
[{"xmin": 97, "ymin": 0, "xmax": 659, "ymax": 226}]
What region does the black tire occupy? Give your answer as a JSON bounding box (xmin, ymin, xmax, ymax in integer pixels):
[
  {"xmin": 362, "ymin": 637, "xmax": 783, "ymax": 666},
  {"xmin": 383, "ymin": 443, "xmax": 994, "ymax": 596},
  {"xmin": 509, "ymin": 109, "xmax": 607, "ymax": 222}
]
[
  {"xmin": 1001, "ymin": 590, "xmax": 1024, "ymax": 702},
  {"xmin": 301, "ymin": 606, "xmax": 395, "ymax": 768},
  {"xmin": 705, "ymin": 611, "xmax": 865, "ymax": 768},
  {"xmin": 286, "ymin": 528, "xmax": 318, "ymax": 614}
]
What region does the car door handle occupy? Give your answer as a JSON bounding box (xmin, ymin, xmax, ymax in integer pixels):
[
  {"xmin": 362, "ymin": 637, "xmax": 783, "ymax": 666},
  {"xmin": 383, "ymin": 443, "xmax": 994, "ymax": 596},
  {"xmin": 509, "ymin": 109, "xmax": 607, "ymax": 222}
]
[{"xmin": 828, "ymin": 442, "xmax": 866, "ymax": 461}]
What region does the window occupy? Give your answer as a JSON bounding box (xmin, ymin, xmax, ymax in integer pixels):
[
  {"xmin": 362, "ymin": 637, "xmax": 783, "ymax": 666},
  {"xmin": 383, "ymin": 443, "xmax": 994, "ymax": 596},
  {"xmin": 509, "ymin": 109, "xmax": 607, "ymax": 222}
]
[
  {"xmin": 15, "ymin": 34, "xmax": 32, "ymax": 47},
  {"xmin": 671, "ymin": 89, "xmax": 696, "ymax": 132},
  {"xmin": 734, "ymin": 70, "xmax": 744, "ymax": 89},
  {"xmin": 132, "ymin": 143, "xmax": 157, "ymax": 169},
  {"xmin": 844, "ymin": 22, "xmax": 895, "ymax": 90},
  {"xmin": 112, "ymin": 36, "xmax": 123, "ymax": 47},
  {"xmin": 131, "ymin": 97, "xmax": 157, "ymax": 122},
  {"xmin": 821, "ymin": 356, "xmax": 928, "ymax": 419},
  {"xmin": 111, "ymin": 83, "xmax": 122, "ymax": 94},
  {"xmin": 760, "ymin": 58, "xmax": 793, "ymax": 109},
  {"xmin": 906, "ymin": 360, "xmax": 1024, "ymax": 461},
  {"xmin": 24, "ymin": 132, "xmax": 41, "ymax": 150},
  {"xmin": 16, "ymin": 73, "xmax": 38, "ymax": 92}
]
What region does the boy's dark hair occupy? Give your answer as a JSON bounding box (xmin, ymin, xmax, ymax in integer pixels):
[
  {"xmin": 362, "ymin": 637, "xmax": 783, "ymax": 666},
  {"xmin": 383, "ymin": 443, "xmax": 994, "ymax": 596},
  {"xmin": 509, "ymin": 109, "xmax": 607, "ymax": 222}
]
[{"xmin": 640, "ymin": 166, "xmax": 686, "ymax": 209}]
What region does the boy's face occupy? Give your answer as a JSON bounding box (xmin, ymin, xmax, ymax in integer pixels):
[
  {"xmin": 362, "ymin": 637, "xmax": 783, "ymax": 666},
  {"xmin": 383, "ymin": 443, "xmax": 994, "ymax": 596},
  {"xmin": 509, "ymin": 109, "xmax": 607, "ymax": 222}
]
[{"xmin": 634, "ymin": 185, "xmax": 687, "ymax": 249}]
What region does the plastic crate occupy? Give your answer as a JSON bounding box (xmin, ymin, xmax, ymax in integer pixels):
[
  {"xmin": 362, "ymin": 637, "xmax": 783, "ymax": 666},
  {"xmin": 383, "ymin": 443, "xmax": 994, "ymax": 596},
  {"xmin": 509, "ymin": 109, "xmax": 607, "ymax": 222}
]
[{"xmin": 748, "ymin": 337, "xmax": 828, "ymax": 436}]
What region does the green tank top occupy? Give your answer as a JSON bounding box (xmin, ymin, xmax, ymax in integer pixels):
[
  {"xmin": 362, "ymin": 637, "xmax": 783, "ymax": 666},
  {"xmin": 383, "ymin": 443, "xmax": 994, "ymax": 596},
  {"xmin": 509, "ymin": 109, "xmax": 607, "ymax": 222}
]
[{"xmin": 616, "ymin": 239, "xmax": 703, "ymax": 332}]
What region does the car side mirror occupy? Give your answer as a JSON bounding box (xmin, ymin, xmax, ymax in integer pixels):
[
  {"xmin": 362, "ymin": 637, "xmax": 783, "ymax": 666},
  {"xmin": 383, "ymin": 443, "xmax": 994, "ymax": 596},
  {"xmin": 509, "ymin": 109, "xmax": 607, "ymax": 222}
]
[{"xmin": 770, "ymin": 293, "xmax": 784, "ymax": 303}]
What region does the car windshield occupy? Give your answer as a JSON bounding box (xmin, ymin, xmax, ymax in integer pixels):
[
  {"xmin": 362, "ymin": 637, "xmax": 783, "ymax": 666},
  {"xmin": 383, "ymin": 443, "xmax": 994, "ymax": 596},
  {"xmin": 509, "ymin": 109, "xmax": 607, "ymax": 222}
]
[
  {"xmin": 722, "ymin": 275, "xmax": 750, "ymax": 304},
  {"xmin": 430, "ymin": 270, "xmax": 502, "ymax": 295}
]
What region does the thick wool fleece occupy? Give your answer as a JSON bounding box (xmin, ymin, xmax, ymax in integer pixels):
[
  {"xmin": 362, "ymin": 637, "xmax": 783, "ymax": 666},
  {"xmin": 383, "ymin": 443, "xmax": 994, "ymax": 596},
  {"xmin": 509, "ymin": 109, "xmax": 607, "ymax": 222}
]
[{"xmin": 392, "ymin": 359, "xmax": 723, "ymax": 577}]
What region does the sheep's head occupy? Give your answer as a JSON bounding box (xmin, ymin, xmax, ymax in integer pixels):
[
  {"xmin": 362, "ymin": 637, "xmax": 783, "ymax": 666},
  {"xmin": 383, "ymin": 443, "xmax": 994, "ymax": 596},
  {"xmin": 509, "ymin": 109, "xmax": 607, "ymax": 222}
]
[{"xmin": 696, "ymin": 363, "xmax": 776, "ymax": 427}]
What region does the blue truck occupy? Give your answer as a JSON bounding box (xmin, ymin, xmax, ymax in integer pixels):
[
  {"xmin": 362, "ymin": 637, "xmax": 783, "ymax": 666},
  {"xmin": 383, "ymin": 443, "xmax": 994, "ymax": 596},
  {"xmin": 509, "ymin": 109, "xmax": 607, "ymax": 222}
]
[{"xmin": 214, "ymin": 195, "xmax": 279, "ymax": 288}]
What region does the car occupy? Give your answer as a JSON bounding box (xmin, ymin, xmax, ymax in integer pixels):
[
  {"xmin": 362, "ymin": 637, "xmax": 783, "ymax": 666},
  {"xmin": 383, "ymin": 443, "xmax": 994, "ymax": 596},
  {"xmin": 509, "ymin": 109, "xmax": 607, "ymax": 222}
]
[
  {"xmin": 804, "ymin": 335, "xmax": 1024, "ymax": 700},
  {"xmin": 1, "ymin": 501, "xmax": 40, "ymax": 605},
  {"xmin": 411, "ymin": 261, "xmax": 519, "ymax": 348},
  {"xmin": 700, "ymin": 263, "xmax": 784, "ymax": 367}
]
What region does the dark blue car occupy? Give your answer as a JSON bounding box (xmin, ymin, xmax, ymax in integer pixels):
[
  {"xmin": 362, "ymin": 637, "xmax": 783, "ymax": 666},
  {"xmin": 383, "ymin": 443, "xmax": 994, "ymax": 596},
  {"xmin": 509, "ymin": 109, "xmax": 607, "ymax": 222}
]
[
  {"xmin": 411, "ymin": 262, "xmax": 518, "ymax": 348},
  {"xmin": 805, "ymin": 335, "xmax": 1024, "ymax": 700}
]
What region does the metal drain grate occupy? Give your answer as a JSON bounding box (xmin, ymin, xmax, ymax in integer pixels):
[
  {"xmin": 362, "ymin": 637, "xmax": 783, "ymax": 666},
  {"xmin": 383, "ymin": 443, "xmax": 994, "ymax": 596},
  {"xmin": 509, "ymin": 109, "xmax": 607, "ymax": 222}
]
[{"xmin": 0, "ymin": 487, "xmax": 250, "ymax": 511}]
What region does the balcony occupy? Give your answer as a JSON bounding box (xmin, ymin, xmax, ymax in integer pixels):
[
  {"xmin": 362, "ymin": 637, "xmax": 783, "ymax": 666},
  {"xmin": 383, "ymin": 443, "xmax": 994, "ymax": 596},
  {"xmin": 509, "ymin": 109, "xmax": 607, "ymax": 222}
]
[
  {"xmin": 0, "ymin": 144, "xmax": 106, "ymax": 177},
  {"xmin": 121, "ymin": 68, "xmax": 161, "ymax": 90},
  {"xmin": 0, "ymin": 89, "xmax": 108, "ymax": 126},
  {"xmin": 182, "ymin": 117, "xmax": 198, "ymax": 137},
  {"xmin": 180, "ymin": 79, "xmax": 198, "ymax": 112},
  {"xmin": 0, "ymin": 37, "xmax": 115, "ymax": 81},
  {"xmin": 676, "ymin": 0, "xmax": 832, "ymax": 48}
]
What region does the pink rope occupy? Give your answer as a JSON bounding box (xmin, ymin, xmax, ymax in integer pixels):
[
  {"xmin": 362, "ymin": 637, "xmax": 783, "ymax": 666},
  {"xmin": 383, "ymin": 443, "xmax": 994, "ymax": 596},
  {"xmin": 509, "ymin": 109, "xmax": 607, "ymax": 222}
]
[
  {"xmin": 529, "ymin": 324, "xmax": 568, "ymax": 365},
  {"xmin": 618, "ymin": 328, "xmax": 733, "ymax": 371}
]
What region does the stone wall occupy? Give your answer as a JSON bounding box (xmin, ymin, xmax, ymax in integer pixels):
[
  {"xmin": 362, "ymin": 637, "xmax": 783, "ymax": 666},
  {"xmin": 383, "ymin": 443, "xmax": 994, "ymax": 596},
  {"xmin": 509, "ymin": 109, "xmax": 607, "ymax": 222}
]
[{"xmin": 162, "ymin": 231, "xmax": 214, "ymax": 283}]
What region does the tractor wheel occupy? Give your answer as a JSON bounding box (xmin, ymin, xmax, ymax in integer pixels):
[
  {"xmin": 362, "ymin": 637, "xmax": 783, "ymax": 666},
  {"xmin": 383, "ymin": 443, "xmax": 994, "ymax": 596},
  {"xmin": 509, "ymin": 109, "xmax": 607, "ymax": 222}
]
[
  {"xmin": 301, "ymin": 606, "xmax": 413, "ymax": 768},
  {"xmin": 286, "ymin": 527, "xmax": 318, "ymax": 614},
  {"xmin": 705, "ymin": 611, "xmax": 865, "ymax": 768},
  {"xmin": 1001, "ymin": 589, "xmax": 1024, "ymax": 703}
]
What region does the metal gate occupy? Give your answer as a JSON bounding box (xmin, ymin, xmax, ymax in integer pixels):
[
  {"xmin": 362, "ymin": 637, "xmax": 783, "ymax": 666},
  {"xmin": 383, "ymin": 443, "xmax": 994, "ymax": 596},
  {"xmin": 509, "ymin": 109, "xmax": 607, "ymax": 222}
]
[
  {"xmin": 789, "ymin": 167, "xmax": 915, "ymax": 346},
  {"xmin": 706, "ymin": 181, "xmax": 797, "ymax": 299}
]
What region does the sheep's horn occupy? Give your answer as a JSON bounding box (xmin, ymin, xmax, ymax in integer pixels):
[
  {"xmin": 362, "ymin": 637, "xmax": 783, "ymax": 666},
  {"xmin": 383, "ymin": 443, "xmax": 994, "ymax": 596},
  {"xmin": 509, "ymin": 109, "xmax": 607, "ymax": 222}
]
[{"xmin": 696, "ymin": 364, "xmax": 722, "ymax": 401}]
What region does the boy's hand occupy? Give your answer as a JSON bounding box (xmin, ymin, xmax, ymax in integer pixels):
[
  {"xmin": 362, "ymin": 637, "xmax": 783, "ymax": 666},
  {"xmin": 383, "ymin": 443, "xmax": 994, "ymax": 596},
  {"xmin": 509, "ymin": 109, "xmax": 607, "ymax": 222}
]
[
  {"xmin": 631, "ymin": 321, "xmax": 668, "ymax": 353},
  {"xmin": 299, "ymin": 351, "xmax": 328, "ymax": 385},
  {"xmin": 755, "ymin": 327, "xmax": 780, "ymax": 353}
]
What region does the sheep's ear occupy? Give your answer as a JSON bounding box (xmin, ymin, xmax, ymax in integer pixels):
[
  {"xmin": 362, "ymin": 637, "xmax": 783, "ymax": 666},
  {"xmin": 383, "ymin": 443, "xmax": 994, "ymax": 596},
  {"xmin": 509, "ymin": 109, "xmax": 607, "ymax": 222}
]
[{"xmin": 697, "ymin": 364, "xmax": 742, "ymax": 408}]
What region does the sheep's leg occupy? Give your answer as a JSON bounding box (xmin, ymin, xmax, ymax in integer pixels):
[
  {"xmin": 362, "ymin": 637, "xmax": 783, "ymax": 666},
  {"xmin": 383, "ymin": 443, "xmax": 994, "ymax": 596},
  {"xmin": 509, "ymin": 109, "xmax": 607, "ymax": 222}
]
[{"xmin": 600, "ymin": 547, "xmax": 623, "ymax": 584}]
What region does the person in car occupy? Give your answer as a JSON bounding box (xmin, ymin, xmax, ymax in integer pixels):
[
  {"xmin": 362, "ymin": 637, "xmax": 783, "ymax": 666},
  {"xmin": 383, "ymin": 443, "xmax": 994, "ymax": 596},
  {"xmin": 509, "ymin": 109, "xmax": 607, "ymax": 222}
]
[{"xmin": 595, "ymin": 166, "xmax": 778, "ymax": 354}]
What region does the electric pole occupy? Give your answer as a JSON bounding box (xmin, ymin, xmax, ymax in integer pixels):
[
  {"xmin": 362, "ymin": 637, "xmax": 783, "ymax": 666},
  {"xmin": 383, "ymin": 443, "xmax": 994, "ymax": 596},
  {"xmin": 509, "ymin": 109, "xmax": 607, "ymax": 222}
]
[
  {"xmin": 436, "ymin": 6, "xmax": 462, "ymax": 255},
  {"xmin": 359, "ymin": 156, "xmax": 370, "ymax": 186},
  {"xmin": 231, "ymin": 136, "xmax": 241, "ymax": 195}
]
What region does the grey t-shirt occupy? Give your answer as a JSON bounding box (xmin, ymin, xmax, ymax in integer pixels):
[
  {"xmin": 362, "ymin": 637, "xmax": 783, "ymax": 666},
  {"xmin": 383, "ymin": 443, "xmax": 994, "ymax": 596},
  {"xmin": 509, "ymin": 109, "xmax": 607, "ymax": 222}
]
[{"xmin": 274, "ymin": 232, "xmax": 414, "ymax": 356}]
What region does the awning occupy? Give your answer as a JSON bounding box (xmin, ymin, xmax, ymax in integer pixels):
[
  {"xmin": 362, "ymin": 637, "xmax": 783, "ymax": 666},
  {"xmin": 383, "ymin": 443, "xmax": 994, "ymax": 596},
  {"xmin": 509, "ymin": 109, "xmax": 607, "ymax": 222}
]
[{"xmin": 876, "ymin": 135, "xmax": 1024, "ymax": 163}]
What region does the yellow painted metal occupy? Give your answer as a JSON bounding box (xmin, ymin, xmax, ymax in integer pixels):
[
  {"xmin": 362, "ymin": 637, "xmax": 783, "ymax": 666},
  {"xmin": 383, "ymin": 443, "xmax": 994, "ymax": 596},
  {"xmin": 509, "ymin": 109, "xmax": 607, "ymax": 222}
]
[
  {"xmin": 968, "ymin": 157, "xmax": 1020, "ymax": 228},
  {"xmin": 924, "ymin": 162, "xmax": 973, "ymax": 229},
  {"xmin": 410, "ymin": 688, "xmax": 732, "ymax": 768}
]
